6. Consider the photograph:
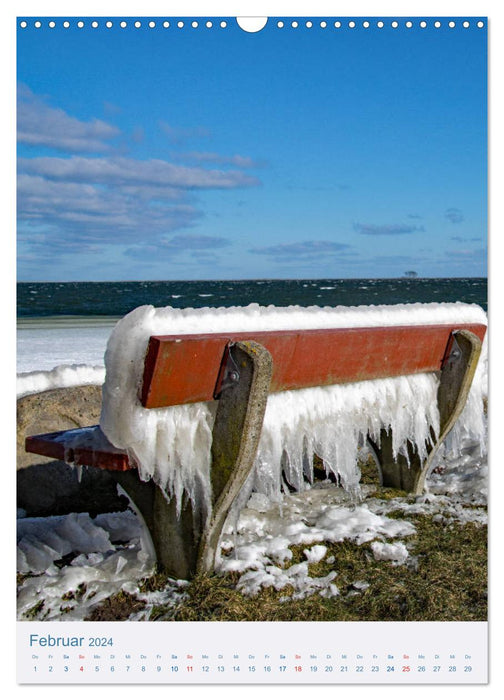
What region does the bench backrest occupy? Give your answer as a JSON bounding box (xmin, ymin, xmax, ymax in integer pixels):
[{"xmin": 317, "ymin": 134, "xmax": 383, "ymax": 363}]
[{"xmin": 140, "ymin": 323, "xmax": 487, "ymax": 409}]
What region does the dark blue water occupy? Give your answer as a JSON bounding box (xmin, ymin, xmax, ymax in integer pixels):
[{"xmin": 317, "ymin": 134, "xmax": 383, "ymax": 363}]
[{"xmin": 17, "ymin": 278, "xmax": 487, "ymax": 318}]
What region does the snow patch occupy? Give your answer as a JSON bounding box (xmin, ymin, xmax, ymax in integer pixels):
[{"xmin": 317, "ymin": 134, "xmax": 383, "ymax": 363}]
[
  {"xmin": 17, "ymin": 364, "xmax": 105, "ymax": 398},
  {"xmin": 16, "ymin": 510, "xmax": 156, "ymax": 621},
  {"xmin": 371, "ymin": 540, "xmax": 410, "ymax": 565}
]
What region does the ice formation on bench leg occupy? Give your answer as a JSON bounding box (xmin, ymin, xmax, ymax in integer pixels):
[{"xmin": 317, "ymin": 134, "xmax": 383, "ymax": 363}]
[
  {"xmin": 250, "ymin": 372, "xmax": 441, "ymax": 502},
  {"xmin": 436, "ymin": 331, "xmax": 488, "ymax": 465},
  {"xmin": 99, "ymin": 302, "xmax": 487, "ymax": 516}
]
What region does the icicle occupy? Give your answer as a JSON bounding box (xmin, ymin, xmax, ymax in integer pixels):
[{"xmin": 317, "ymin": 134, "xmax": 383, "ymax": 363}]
[{"xmin": 99, "ymin": 302, "xmax": 487, "ymax": 512}]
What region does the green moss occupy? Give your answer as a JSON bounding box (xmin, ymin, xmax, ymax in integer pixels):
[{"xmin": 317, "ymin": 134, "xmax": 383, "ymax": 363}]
[
  {"xmin": 24, "ymin": 599, "xmax": 45, "ymax": 619},
  {"xmin": 61, "ymin": 582, "xmax": 87, "ymax": 601},
  {"xmin": 84, "ymin": 590, "xmax": 145, "ymax": 621}
]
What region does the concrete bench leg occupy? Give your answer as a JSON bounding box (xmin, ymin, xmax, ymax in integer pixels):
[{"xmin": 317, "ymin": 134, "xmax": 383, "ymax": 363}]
[
  {"xmin": 112, "ymin": 470, "xmax": 200, "ymax": 580},
  {"xmin": 112, "ymin": 340, "xmax": 272, "ymax": 579},
  {"xmin": 198, "ymin": 340, "xmax": 273, "ymax": 573},
  {"xmin": 367, "ymin": 430, "xmax": 426, "ymax": 492},
  {"xmin": 367, "ymin": 329, "xmax": 482, "ymax": 494}
]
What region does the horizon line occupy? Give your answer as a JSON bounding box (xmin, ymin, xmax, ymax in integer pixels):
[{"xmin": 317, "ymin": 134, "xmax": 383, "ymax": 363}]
[{"xmin": 17, "ymin": 275, "xmax": 488, "ymax": 284}]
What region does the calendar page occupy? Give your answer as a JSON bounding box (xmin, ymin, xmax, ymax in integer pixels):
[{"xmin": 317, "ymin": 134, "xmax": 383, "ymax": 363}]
[{"xmin": 15, "ymin": 0, "xmax": 491, "ymax": 687}]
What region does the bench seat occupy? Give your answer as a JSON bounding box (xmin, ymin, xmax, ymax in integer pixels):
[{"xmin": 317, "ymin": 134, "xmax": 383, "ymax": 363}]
[{"xmin": 25, "ymin": 426, "xmax": 131, "ymax": 472}]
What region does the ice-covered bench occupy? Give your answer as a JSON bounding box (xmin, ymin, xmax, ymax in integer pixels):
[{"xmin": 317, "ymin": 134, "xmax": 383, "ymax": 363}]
[{"xmin": 25, "ymin": 303, "xmax": 487, "ymax": 580}]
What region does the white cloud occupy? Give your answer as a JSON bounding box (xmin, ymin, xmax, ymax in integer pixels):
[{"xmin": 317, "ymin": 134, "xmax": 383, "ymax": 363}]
[
  {"xmin": 17, "ymin": 174, "xmax": 201, "ymax": 245},
  {"xmin": 354, "ymin": 222, "xmax": 424, "ymax": 236},
  {"xmin": 250, "ymin": 240, "xmax": 353, "ymax": 262},
  {"xmin": 159, "ymin": 120, "xmax": 211, "ymax": 143},
  {"xmin": 17, "ymin": 87, "xmax": 262, "ymax": 271},
  {"xmin": 17, "ymin": 84, "xmax": 120, "ymax": 153},
  {"xmin": 19, "ymin": 156, "xmax": 259, "ymax": 190},
  {"xmin": 175, "ymin": 151, "xmax": 264, "ymax": 169},
  {"xmin": 445, "ymin": 208, "xmax": 464, "ymax": 224}
]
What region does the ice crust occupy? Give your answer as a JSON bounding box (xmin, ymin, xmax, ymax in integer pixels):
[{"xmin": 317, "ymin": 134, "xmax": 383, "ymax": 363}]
[
  {"xmin": 17, "ymin": 437, "xmax": 488, "ymax": 617},
  {"xmin": 99, "ymin": 302, "xmax": 487, "ymax": 516},
  {"xmin": 370, "ymin": 540, "xmax": 410, "ymax": 565},
  {"xmin": 17, "ymin": 364, "xmax": 106, "ymax": 398}
]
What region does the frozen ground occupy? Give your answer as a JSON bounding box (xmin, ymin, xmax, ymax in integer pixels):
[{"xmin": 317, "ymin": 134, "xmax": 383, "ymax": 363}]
[{"xmin": 17, "ymin": 433, "xmax": 487, "ymax": 621}]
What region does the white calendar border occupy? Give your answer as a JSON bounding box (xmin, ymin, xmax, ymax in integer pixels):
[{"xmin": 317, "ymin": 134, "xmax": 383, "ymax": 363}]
[{"xmin": 5, "ymin": 0, "xmax": 503, "ymax": 697}]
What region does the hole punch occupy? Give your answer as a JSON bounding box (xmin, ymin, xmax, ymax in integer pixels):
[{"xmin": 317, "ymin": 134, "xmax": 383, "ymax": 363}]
[{"xmin": 237, "ymin": 17, "xmax": 268, "ymax": 33}]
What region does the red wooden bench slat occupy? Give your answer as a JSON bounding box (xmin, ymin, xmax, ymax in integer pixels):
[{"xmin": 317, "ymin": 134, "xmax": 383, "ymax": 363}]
[
  {"xmin": 25, "ymin": 426, "xmax": 131, "ymax": 471},
  {"xmin": 25, "ymin": 322, "xmax": 486, "ymax": 472},
  {"xmin": 141, "ymin": 323, "xmax": 487, "ymax": 409}
]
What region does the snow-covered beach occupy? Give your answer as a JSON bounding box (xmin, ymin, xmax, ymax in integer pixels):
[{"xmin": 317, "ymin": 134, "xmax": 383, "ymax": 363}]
[{"xmin": 17, "ymin": 303, "xmax": 488, "ymax": 621}]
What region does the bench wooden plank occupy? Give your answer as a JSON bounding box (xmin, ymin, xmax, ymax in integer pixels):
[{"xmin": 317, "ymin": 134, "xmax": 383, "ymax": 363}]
[
  {"xmin": 25, "ymin": 426, "xmax": 131, "ymax": 471},
  {"xmin": 141, "ymin": 323, "xmax": 487, "ymax": 408},
  {"xmin": 25, "ymin": 323, "xmax": 486, "ymax": 476}
]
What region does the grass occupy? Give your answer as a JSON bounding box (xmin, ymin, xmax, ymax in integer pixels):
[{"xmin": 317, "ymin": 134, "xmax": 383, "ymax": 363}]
[
  {"xmin": 84, "ymin": 458, "xmax": 487, "ymax": 623},
  {"xmin": 134, "ymin": 515, "xmax": 486, "ymax": 623},
  {"xmin": 86, "ymin": 590, "xmax": 146, "ymax": 621}
]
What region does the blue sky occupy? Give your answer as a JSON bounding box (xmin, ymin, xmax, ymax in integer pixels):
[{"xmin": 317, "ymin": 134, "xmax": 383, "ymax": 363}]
[{"xmin": 17, "ymin": 17, "xmax": 487, "ymax": 281}]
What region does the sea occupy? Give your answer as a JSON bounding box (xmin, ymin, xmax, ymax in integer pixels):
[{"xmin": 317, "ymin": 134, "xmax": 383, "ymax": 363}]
[
  {"xmin": 17, "ymin": 277, "xmax": 487, "ymax": 373},
  {"xmin": 18, "ymin": 277, "xmax": 487, "ymax": 319}
]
